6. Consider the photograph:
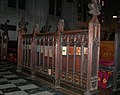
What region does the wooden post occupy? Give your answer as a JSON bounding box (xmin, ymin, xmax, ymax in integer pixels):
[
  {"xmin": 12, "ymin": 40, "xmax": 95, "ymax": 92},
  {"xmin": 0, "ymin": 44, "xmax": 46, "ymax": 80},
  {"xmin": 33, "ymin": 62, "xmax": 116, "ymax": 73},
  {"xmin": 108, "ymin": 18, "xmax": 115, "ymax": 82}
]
[
  {"xmin": 85, "ymin": 16, "xmax": 100, "ymax": 95},
  {"xmin": 30, "ymin": 24, "xmax": 39, "ymax": 78},
  {"xmin": 17, "ymin": 17, "xmax": 26, "ymax": 72},
  {"xmin": 55, "ymin": 19, "xmax": 64, "ymax": 87},
  {"xmin": 85, "ymin": 0, "xmax": 101, "ymax": 94},
  {"xmin": 17, "ymin": 28, "xmax": 26, "ymax": 72}
]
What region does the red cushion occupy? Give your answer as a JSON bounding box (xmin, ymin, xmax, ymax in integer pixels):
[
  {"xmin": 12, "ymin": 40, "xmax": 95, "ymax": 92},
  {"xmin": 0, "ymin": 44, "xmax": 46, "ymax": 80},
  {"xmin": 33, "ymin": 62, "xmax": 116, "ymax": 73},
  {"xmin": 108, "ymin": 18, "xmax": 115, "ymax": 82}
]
[
  {"xmin": 100, "ymin": 71, "xmax": 112, "ymax": 89},
  {"xmin": 99, "ymin": 60, "xmax": 114, "ymax": 66}
]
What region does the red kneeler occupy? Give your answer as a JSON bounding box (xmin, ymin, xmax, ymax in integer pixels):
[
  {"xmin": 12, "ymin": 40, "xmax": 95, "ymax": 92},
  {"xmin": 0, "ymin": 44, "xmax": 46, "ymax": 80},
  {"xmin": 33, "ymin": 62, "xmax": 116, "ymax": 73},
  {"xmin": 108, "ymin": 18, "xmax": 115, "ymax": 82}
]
[
  {"xmin": 98, "ymin": 70, "xmax": 104, "ymax": 87},
  {"xmin": 98, "ymin": 70, "xmax": 112, "ymax": 89}
]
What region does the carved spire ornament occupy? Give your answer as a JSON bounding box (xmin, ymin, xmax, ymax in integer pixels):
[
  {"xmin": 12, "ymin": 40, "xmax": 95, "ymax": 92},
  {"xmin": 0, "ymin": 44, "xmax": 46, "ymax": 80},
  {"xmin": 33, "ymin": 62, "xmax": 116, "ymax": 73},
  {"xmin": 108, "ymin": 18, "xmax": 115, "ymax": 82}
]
[
  {"xmin": 19, "ymin": 17, "xmax": 26, "ymax": 29},
  {"xmin": 57, "ymin": 19, "xmax": 64, "ymax": 31},
  {"xmin": 88, "ymin": 0, "xmax": 101, "ymax": 16},
  {"xmin": 33, "ymin": 24, "xmax": 39, "ymax": 32}
]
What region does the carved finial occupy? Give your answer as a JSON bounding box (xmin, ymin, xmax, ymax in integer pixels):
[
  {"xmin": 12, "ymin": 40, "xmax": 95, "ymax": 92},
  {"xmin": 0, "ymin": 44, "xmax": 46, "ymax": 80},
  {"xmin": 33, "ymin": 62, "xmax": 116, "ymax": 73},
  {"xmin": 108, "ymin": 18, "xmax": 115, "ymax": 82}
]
[
  {"xmin": 57, "ymin": 19, "xmax": 64, "ymax": 31},
  {"xmin": 19, "ymin": 17, "xmax": 26, "ymax": 29},
  {"xmin": 4, "ymin": 20, "xmax": 10, "ymax": 33},
  {"xmin": 40, "ymin": 20, "xmax": 52, "ymax": 33},
  {"xmin": 88, "ymin": 0, "xmax": 101, "ymax": 16},
  {"xmin": 33, "ymin": 24, "xmax": 39, "ymax": 32}
]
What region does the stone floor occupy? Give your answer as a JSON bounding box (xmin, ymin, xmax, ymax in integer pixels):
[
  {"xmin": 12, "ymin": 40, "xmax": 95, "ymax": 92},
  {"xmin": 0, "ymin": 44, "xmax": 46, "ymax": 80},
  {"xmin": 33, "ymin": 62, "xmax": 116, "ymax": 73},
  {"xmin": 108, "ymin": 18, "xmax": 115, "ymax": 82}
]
[{"xmin": 0, "ymin": 62, "xmax": 69, "ymax": 95}]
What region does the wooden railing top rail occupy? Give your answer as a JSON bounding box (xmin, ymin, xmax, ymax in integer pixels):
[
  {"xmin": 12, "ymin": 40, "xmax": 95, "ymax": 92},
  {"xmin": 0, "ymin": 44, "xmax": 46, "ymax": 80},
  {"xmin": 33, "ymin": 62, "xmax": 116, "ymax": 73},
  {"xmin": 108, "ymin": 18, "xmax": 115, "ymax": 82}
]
[
  {"xmin": 61, "ymin": 29, "xmax": 88, "ymax": 34},
  {"xmin": 22, "ymin": 34, "xmax": 33, "ymax": 38},
  {"xmin": 20, "ymin": 29, "xmax": 88, "ymax": 39},
  {"xmin": 35, "ymin": 32, "xmax": 57, "ymax": 37}
]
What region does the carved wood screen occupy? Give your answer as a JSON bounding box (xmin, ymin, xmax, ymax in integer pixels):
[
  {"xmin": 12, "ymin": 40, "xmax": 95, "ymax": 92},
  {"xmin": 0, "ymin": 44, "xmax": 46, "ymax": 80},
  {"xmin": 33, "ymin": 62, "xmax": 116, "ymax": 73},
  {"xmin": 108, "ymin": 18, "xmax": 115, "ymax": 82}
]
[{"xmin": 17, "ymin": 16, "xmax": 100, "ymax": 95}]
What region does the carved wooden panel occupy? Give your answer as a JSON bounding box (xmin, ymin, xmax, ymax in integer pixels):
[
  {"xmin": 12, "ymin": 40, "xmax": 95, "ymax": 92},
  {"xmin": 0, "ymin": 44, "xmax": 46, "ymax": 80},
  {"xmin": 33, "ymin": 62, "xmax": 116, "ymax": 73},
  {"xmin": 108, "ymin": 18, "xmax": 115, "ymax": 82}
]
[{"xmin": 100, "ymin": 41, "xmax": 114, "ymax": 61}]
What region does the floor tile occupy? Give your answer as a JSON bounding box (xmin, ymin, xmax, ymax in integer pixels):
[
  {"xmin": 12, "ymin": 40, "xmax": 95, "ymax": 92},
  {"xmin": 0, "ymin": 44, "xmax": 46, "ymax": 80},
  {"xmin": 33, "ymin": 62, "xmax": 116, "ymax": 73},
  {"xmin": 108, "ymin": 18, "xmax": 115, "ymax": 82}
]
[
  {"xmin": 54, "ymin": 93, "xmax": 65, "ymax": 95},
  {"xmin": 6, "ymin": 77, "xmax": 21, "ymax": 80},
  {"xmin": 24, "ymin": 88, "xmax": 44, "ymax": 94},
  {"xmin": 14, "ymin": 81, "xmax": 30, "ymax": 86},
  {"xmin": 47, "ymin": 88, "xmax": 57, "ymax": 93},
  {"xmin": 0, "ymin": 71, "xmax": 13, "ymax": 76},
  {"xmin": 0, "ymin": 78, "xmax": 8, "ymax": 82},
  {"xmin": 18, "ymin": 84, "xmax": 39, "ymax": 90},
  {"xmin": 1, "ymin": 87, "xmax": 21, "ymax": 93},
  {"xmin": 0, "ymin": 83, "xmax": 16, "ymax": 89},
  {"xmin": 41, "ymin": 85, "xmax": 52, "ymax": 91},
  {"xmin": 4, "ymin": 91, "xmax": 28, "ymax": 95},
  {"xmin": 30, "ymin": 91, "xmax": 54, "ymax": 95},
  {"xmin": 4, "ymin": 75, "xmax": 19, "ymax": 78},
  {"xmin": 0, "ymin": 69, "xmax": 6, "ymax": 72},
  {"xmin": 0, "ymin": 90, "xmax": 3, "ymax": 94},
  {"xmin": 0, "ymin": 76, "xmax": 4, "ymax": 79},
  {"xmin": 10, "ymin": 79, "xmax": 27, "ymax": 83},
  {"xmin": 0, "ymin": 81, "xmax": 11, "ymax": 85},
  {"xmin": 3, "ymin": 67, "xmax": 15, "ymax": 70}
]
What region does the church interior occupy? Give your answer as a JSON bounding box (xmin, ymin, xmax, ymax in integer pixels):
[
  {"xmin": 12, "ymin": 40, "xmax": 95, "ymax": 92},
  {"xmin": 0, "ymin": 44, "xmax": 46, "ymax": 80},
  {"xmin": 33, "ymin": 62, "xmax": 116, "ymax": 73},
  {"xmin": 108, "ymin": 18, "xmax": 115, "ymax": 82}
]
[{"xmin": 0, "ymin": 0, "xmax": 120, "ymax": 95}]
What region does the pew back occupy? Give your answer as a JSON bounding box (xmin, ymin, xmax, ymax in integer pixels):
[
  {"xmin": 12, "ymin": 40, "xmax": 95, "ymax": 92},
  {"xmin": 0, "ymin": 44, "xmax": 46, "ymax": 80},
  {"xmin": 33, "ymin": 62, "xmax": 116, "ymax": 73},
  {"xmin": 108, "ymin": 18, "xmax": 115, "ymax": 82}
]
[
  {"xmin": 59, "ymin": 30, "xmax": 88, "ymax": 89},
  {"xmin": 22, "ymin": 34, "xmax": 33, "ymax": 68},
  {"xmin": 35, "ymin": 32, "xmax": 57, "ymax": 77},
  {"xmin": 99, "ymin": 41, "xmax": 114, "ymax": 66},
  {"xmin": 1, "ymin": 32, "xmax": 9, "ymax": 61}
]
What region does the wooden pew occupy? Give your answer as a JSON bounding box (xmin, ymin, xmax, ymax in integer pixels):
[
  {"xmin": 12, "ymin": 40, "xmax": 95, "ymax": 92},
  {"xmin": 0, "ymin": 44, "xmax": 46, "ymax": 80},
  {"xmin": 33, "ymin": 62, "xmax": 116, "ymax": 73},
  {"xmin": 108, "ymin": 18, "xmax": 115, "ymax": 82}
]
[
  {"xmin": 98, "ymin": 31, "xmax": 120, "ymax": 95},
  {"xmin": 98, "ymin": 41, "xmax": 114, "ymax": 89},
  {"xmin": 17, "ymin": 16, "xmax": 100, "ymax": 95},
  {"xmin": 7, "ymin": 41, "xmax": 17, "ymax": 63},
  {"xmin": 1, "ymin": 32, "xmax": 9, "ymax": 61}
]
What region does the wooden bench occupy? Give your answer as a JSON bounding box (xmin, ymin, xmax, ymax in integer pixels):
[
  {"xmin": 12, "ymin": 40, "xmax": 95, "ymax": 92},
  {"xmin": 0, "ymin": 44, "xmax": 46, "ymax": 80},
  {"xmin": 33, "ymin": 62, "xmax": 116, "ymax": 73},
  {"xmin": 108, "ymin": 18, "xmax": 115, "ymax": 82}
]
[
  {"xmin": 7, "ymin": 41, "xmax": 17, "ymax": 63},
  {"xmin": 0, "ymin": 32, "xmax": 9, "ymax": 61},
  {"xmin": 17, "ymin": 16, "xmax": 100, "ymax": 95},
  {"xmin": 98, "ymin": 41, "xmax": 115, "ymax": 89}
]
